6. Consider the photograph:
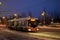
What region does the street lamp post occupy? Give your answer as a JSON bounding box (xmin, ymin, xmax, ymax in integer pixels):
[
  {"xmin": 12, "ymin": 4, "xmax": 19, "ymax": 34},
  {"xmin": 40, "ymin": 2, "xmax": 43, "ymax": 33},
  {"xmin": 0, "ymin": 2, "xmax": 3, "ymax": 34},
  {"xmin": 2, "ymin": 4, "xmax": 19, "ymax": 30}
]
[
  {"xmin": 41, "ymin": 11, "xmax": 45, "ymax": 25},
  {"xmin": 2, "ymin": 16, "xmax": 7, "ymax": 24},
  {"xmin": 51, "ymin": 18, "xmax": 53, "ymax": 24}
]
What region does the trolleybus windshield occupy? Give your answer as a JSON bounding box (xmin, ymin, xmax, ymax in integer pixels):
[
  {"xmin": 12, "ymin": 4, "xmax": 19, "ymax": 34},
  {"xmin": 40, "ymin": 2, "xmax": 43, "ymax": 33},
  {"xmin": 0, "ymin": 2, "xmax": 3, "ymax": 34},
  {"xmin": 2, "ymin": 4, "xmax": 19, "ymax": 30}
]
[{"xmin": 29, "ymin": 20, "xmax": 38, "ymax": 28}]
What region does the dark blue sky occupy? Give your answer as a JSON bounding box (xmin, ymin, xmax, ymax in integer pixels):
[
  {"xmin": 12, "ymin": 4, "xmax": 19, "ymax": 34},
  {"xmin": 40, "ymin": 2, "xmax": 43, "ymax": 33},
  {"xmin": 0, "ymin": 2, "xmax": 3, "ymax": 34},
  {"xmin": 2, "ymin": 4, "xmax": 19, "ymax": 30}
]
[{"xmin": 0, "ymin": 0, "xmax": 60, "ymax": 18}]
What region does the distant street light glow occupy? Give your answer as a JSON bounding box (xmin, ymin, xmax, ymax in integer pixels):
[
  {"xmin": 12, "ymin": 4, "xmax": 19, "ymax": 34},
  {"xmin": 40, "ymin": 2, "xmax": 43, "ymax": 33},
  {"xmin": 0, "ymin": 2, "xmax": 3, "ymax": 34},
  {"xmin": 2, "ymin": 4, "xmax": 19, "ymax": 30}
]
[
  {"xmin": 14, "ymin": 14, "xmax": 17, "ymax": 16},
  {"xmin": 0, "ymin": 2, "xmax": 2, "ymax": 5},
  {"xmin": 41, "ymin": 11, "xmax": 45, "ymax": 16},
  {"xmin": 2, "ymin": 16, "xmax": 5, "ymax": 19}
]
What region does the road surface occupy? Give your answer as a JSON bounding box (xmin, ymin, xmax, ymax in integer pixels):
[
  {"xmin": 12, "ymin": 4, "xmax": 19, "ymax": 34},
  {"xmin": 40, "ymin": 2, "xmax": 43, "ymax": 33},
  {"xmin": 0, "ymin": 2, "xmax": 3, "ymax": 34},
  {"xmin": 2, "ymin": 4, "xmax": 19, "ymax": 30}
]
[
  {"xmin": 0, "ymin": 28, "xmax": 42, "ymax": 40},
  {"xmin": 0, "ymin": 24, "xmax": 60, "ymax": 40},
  {"xmin": 0, "ymin": 28, "xmax": 60, "ymax": 40}
]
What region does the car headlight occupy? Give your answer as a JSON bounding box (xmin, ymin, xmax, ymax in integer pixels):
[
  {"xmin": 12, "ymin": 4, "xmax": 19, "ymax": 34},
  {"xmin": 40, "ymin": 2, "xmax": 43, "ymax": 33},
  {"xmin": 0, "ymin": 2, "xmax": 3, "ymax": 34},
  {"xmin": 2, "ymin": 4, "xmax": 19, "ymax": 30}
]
[
  {"xmin": 37, "ymin": 28, "xmax": 39, "ymax": 31},
  {"xmin": 28, "ymin": 29, "xmax": 31, "ymax": 31}
]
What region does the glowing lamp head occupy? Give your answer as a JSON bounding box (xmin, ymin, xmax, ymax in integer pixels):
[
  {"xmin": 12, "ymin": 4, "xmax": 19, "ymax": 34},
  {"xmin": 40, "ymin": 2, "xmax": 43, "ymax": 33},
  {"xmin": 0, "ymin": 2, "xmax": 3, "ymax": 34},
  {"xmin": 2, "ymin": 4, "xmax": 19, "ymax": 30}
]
[
  {"xmin": 14, "ymin": 14, "xmax": 17, "ymax": 16},
  {"xmin": 41, "ymin": 11, "xmax": 45, "ymax": 16},
  {"xmin": 2, "ymin": 16, "xmax": 5, "ymax": 19},
  {"xmin": 0, "ymin": 2, "xmax": 2, "ymax": 5}
]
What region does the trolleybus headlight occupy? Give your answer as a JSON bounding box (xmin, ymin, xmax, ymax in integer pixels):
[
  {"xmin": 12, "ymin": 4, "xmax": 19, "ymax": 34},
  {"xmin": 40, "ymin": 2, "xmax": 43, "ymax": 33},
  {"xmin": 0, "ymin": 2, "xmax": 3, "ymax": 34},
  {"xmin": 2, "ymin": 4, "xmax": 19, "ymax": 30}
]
[
  {"xmin": 28, "ymin": 29, "xmax": 31, "ymax": 31},
  {"xmin": 37, "ymin": 28, "xmax": 39, "ymax": 31}
]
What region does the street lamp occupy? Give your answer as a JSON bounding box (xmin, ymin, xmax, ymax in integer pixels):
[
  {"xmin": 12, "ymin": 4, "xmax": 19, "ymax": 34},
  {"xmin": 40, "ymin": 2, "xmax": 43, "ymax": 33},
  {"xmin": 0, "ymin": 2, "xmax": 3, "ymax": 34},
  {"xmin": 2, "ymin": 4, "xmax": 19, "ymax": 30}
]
[
  {"xmin": 14, "ymin": 14, "xmax": 17, "ymax": 17},
  {"xmin": 41, "ymin": 11, "xmax": 45, "ymax": 25},
  {"xmin": 51, "ymin": 18, "xmax": 53, "ymax": 24},
  {"xmin": 41, "ymin": 12, "xmax": 45, "ymax": 16},
  {"xmin": 0, "ymin": 1, "xmax": 2, "ymax": 5},
  {"xmin": 2, "ymin": 16, "xmax": 6, "ymax": 19},
  {"xmin": 13, "ymin": 13, "xmax": 18, "ymax": 19}
]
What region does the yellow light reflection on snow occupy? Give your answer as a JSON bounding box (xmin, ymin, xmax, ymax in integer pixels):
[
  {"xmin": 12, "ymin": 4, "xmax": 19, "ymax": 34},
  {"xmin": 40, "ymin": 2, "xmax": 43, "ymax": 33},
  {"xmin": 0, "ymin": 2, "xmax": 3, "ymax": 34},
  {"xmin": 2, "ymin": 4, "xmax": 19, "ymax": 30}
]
[{"xmin": 28, "ymin": 32, "xmax": 60, "ymax": 39}]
